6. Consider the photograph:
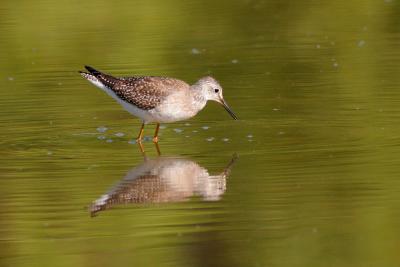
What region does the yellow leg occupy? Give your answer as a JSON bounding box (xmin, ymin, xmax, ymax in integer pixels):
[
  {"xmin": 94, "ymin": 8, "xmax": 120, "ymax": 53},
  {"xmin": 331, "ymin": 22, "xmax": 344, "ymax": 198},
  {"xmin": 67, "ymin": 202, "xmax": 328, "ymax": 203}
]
[
  {"xmin": 154, "ymin": 142, "xmax": 161, "ymax": 156},
  {"xmin": 153, "ymin": 123, "xmax": 160, "ymax": 143},
  {"xmin": 136, "ymin": 122, "xmax": 145, "ymax": 143}
]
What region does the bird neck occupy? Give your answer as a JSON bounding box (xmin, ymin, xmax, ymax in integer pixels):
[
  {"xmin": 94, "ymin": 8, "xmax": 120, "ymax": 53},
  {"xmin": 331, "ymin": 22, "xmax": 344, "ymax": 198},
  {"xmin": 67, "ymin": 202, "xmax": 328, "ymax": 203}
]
[{"xmin": 189, "ymin": 86, "xmax": 208, "ymax": 112}]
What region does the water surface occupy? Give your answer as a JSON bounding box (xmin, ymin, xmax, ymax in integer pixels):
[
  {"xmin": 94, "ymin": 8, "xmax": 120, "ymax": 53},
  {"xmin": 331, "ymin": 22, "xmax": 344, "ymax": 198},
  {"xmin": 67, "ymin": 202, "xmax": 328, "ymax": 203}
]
[{"xmin": 1, "ymin": 0, "xmax": 400, "ymax": 266}]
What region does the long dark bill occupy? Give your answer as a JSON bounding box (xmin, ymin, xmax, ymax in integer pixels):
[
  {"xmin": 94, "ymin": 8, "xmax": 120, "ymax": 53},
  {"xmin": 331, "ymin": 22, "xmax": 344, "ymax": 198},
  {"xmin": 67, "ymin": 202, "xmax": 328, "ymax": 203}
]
[{"xmin": 220, "ymin": 99, "xmax": 238, "ymax": 120}]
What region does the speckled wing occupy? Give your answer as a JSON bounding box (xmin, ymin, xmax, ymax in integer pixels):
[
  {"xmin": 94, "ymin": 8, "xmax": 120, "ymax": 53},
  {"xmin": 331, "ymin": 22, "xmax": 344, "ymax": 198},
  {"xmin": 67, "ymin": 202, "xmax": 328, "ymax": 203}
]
[
  {"xmin": 113, "ymin": 77, "xmax": 187, "ymax": 110},
  {"xmin": 81, "ymin": 66, "xmax": 190, "ymax": 110},
  {"xmin": 101, "ymin": 76, "xmax": 189, "ymax": 110}
]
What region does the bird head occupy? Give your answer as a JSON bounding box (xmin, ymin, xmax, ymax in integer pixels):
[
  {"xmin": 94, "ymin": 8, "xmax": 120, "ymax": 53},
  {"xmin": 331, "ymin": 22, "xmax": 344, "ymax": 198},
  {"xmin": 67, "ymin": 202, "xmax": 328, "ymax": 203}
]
[{"xmin": 195, "ymin": 76, "xmax": 238, "ymax": 120}]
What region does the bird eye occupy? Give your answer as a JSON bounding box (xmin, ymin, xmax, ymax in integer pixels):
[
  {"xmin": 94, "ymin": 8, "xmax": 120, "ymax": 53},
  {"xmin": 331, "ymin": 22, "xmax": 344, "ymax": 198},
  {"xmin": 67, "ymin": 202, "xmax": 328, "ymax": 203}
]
[{"xmin": 214, "ymin": 89, "xmax": 219, "ymax": 93}]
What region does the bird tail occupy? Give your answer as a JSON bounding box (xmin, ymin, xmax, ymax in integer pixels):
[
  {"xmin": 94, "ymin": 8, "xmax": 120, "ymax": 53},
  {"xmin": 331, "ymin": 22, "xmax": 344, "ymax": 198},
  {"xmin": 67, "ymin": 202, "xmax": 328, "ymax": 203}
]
[
  {"xmin": 79, "ymin": 65, "xmax": 102, "ymax": 77},
  {"xmin": 79, "ymin": 65, "xmax": 118, "ymax": 89},
  {"xmin": 84, "ymin": 65, "xmax": 102, "ymax": 76}
]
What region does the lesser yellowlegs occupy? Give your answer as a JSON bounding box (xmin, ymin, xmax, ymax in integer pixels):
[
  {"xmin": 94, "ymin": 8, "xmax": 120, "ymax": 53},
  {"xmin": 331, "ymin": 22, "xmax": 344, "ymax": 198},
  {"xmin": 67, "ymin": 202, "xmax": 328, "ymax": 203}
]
[{"xmin": 79, "ymin": 66, "xmax": 238, "ymax": 143}]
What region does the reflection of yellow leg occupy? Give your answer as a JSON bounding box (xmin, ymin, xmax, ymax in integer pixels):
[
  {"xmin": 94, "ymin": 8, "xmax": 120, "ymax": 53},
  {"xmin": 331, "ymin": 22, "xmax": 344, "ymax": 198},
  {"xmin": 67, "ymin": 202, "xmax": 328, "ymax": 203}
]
[
  {"xmin": 154, "ymin": 142, "xmax": 161, "ymax": 156},
  {"xmin": 136, "ymin": 123, "xmax": 145, "ymax": 142},
  {"xmin": 153, "ymin": 123, "xmax": 160, "ymax": 143},
  {"xmin": 137, "ymin": 141, "xmax": 145, "ymax": 155}
]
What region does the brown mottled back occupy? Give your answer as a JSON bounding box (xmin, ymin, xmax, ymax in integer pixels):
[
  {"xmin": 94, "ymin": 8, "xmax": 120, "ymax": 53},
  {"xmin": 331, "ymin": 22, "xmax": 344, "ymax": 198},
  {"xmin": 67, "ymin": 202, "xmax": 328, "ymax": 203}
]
[
  {"xmin": 110, "ymin": 76, "xmax": 189, "ymax": 110},
  {"xmin": 82, "ymin": 65, "xmax": 190, "ymax": 110}
]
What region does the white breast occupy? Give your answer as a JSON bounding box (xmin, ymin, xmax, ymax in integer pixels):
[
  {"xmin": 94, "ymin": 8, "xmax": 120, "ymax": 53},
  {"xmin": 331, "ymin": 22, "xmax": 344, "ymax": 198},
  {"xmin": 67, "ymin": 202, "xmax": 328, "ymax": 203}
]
[{"xmin": 149, "ymin": 93, "xmax": 207, "ymax": 123}]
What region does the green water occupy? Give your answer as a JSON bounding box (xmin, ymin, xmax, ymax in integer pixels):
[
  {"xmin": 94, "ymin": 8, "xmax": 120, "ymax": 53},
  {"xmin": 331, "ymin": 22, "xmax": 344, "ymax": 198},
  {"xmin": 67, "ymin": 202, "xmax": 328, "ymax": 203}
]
[{"xmin": 2, "ymin": 0, "xmax": 400, "ymax": 266}]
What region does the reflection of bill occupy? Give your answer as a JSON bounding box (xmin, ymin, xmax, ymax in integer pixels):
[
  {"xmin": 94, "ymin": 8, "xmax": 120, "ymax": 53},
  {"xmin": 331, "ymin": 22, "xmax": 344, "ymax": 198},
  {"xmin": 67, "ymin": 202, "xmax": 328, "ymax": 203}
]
[{"xmin": 90, "ymin": 154, "xmax": 237, "ymax": 216}]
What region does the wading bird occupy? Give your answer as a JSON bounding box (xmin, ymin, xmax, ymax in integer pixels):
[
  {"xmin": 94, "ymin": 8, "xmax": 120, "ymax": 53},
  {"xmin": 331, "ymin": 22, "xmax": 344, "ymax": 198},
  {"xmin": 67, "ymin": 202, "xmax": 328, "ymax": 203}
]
[{"xmin": 79, "ymin": 66, "xmax": 238, "ymax": 143}]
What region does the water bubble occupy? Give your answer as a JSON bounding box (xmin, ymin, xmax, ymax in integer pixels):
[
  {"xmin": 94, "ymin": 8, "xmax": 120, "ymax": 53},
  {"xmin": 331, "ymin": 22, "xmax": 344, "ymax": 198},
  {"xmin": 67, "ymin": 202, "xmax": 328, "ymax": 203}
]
[
  {"xmin": 114, "ymin": 132, "xmax": 125, "ymax": 137},
  {"xmin": 128, "ymin": 140, "xmax": 136, "ymax": 144},
  {"xmin": 358, "ymin": 40, "xmax": 366, "ymax": 47},
  {"xmin": 191, "ymin": 48, "xmax": 201, "ymax": 55},
  {"xmin": 333, "ymin": 62, "xmax": 339, "ymax": 68},
  {"xmin": 206, "ymin": 137, "xmax": 215, "ymax": 142},
  {"xmin": 7, "ymin": 77, "xmax": 14, "ymax": 81},
  {"xmin": 231, "ymin": 59, "xmax": 239, "ymax": 64},
  {"xmin": 96, "ymin": 126, "xmax": 108, "ymax": 133},
  {"xmin": 106, "ymin": 139, "xmax": 113, "ymax": 143},
  {"xmin": 160, "ymin": 125, "xmax": 167, "ymax": 129},
  {"xmin": 192, "ymin": 130, "xmax": 198, "ymax": 133},
  {"xmin": 247, "ymin": 134, "xmax": 253, "ymax": 138},
  {"xmin": 87, "ymin": 164, "xmax": 99, "ymax": 170},
  {"xmin": 222, "ymin": 138, "xmax": 229, "ymax": 142},
  {"xmin": 316, "ymin": 44, "xmax": 321, "ymax": 49},
  {"xmin": 184, "ymin": 123, "xmax": 191, "ymax": 126},
  {"xmin": 174, "ymin": 128, "xmax": 183, "ymax": 133},
  {"xmin": 202, "ymin": 126, "xmax": 210, "ymax": 130},
  {"xmin": 97, "ymin": 135, "xmax": 106, "ymax": 140}
]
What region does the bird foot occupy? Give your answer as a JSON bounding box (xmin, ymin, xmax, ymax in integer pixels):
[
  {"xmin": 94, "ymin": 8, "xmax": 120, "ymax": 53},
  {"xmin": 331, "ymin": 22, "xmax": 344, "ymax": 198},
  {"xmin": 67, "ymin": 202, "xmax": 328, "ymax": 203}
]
[
  {"xmin": 135, "ymin": 138, "xmax": 143, "ymax": 143},
  {"xmin": 152, "ymin": 136, "xmax": 159, "ymax": 143}
]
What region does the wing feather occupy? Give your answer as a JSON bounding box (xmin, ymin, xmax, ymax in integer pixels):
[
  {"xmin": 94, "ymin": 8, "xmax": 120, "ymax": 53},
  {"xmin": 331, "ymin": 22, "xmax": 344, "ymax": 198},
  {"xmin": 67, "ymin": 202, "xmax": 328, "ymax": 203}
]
[
  {"xmin": 81, "ymin": 66, "xmax": 189, "ymax": 110},
  {"xmin": 104, "ymin": 76, "xmax": 188, "ymax": 110}
]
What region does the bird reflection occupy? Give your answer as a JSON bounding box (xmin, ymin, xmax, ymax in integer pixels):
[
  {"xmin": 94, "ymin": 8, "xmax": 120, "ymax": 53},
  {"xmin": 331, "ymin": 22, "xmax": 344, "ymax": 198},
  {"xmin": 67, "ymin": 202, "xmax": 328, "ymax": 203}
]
[{"xmin": 89, "ymin": 154, "xmax": 237, "ymax": 216}]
